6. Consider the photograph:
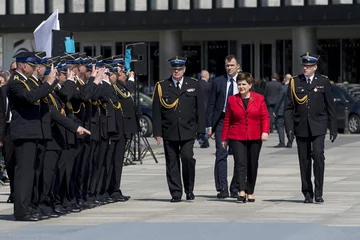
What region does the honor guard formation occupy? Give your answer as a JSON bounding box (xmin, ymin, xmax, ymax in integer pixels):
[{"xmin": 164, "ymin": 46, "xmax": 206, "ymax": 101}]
[
  {"xmin": 0, "ymin": 51, "xmax": 338, "ymax": 222},
  {"xmin": 5, "ymin": 51, "xmax": 140, "ymax": 221}
]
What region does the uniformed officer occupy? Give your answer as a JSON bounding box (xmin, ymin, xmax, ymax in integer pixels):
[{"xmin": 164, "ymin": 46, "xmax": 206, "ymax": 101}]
[
  {"xmin": 7, "ymin": 52, "xmax": 57, "ymax": 221},
  {"xmin": 152, "ymin": 56, "xmax": 206, "ymax": 202},
  {"xmin": 284, "ymin": 53, "xmax": 337, "ymax": 204}
]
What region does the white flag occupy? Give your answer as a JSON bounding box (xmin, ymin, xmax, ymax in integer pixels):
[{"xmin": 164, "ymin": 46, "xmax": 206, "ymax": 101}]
[{"xmin": 33, "ymin": 9, "xmax": 60, "ymax": 57}]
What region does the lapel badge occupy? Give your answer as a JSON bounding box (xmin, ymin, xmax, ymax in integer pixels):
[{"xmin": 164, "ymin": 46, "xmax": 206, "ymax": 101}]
[
  {"xmin": 301, "ymin": 89, "xmax": 304, "ymax": 92},
  {"xmin": 185, "ymin": 82, "xmax": 188, "ymax": 85},
  {"xmin": 314, "ymin": 88, "xmax": 318, "ymax": 92},
  {"xmin": 169, "ymin": 84, "xmax": 172, "ymax": 87}
]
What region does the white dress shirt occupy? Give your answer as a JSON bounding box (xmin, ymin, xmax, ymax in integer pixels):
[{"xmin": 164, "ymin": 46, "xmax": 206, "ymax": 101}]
[
  {"xmin": 172, "ymin": 77, "xmax": 184, "ymax": 89},
  {"xmin": 223, "ymin": 74, "xmax": 238, "ymax": 112}
]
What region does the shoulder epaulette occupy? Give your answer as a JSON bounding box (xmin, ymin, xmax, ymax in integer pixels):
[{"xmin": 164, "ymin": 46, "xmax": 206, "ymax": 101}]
[{"xmin": 190, "ymin": 77, "xmax": 198, "ymax": 81}]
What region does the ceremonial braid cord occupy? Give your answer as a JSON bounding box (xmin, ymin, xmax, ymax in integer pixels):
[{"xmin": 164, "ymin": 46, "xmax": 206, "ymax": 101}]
[
  {"xmin": 14, "ymin": 75, "xmax": 40, "ymax": 105},
  {"xmin": 153, "ymin": 81, "xmax": 179, "ymax": 109},
  {"xmin": 113, "ymin": 84, "xmax": 131, "ymax": 98},
  {"xmin": 290, "ymin": 78, "xmax": 308, "ymax": 105}
]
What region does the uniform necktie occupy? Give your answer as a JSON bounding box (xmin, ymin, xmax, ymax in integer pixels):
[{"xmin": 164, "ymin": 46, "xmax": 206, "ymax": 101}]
[
  {"xmin": 176, "ymin": 81, "xmax": 180, "ymax": 90},
  {"xmin": 307, "ymin": 78, "xmax": 311, "ymax": 85}
]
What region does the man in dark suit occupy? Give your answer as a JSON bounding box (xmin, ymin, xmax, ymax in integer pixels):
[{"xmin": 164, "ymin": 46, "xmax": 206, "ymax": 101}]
[
  {"xmin": 198, "ymin": 70, "xmax": 211, "ymax": 148},
  {"xmin": 264, "ymin": 73, "xmax": 282, "ymax": 132},
  {"xmin": 1, "ymin": 84, "xmax": 14, "ymax": 203},
  {"xmin": 273, "ymin": 74, "xmax": 292, "ymax": 148},
  {"xmin": 206, "ymin": 54, "xmax": 239, "ymax": 198},
  {"xmin": 284, "ymin": 53, "xmax": 337, "ymax": 204},
  {"xmin": 152, "ymin": 56, "xmax": 206, "ymax": 202}
]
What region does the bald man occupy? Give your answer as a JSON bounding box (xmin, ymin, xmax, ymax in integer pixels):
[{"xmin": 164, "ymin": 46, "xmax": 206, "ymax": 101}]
[
  {"xmin": 273, "ymin": 74, "xmax": 293, "ymax": 148},
  {"xmin": 198, "ymin": 70, "xmax": 211, "ymax": 148}
]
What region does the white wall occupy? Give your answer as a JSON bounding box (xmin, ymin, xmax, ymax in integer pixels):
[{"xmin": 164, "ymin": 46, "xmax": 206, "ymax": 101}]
[
  {"xmin": 10, "ymin": 0, "xmax": 26, "ymax": 14},
  {"xmin": 90, "ymin": 0, "xmax": 106, "ymax": 12},
  {"xmin": 0, "ymin": 1, "xmax": 5, "ymax": 15},
  {"xmin": 29, "ymin": 0, "xmax": 45, "ymax": 14},
  {"xmin": 49, "ymin": 0, "xmax": 65, "ymax": 13},
  {"xmin": 69, "ymin": 0, "xmax": 85, "ymax": 13},
  {"xmin": 151, "ymin": 0, "xmax": 168, "ymax": 10},
  {"xmin": 131, "ymin": 0, "xmax": 147, "ymax": 11},
  {"xmin": 193, "ymin": 0, "xmax": 212, "ymax": 9},
  {"xmin": 109, "ymin": 0, "xmax": 126, "ymax": 11}
]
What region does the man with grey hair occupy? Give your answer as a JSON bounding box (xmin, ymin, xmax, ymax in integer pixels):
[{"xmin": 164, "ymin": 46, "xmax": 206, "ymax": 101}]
[{"xmin": 274, "ymin": 74, "xmax": 293, "ymax": 148}]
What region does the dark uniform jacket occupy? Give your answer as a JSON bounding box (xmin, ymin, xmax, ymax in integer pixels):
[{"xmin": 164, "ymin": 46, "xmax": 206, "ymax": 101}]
[
  {"xmin": 98, "ymin": 81, "xmax": 124, "ymax": 141},
  {"xmin": 7, "ymin": 71, "xmax": 54, "ymax": 141},
  {"xmin": 46, "ymin": 91, "xmax": 79, "ymax": 150},
  {"xmin": 115, "ymin": 81, "xmax": 140, "ymax": 137},
  {"xmin": 284, "ymin": 73, "xmax": 337, "ymax": 138},
  {"xmin": 152, "ymin": 77, "xmax": 206, "ymax": 141}
]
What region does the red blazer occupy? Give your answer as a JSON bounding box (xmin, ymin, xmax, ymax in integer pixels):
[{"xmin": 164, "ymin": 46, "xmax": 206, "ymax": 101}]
[{"xmin": 221, "ymin": 92, "xmax": 270, "ymax": 141}]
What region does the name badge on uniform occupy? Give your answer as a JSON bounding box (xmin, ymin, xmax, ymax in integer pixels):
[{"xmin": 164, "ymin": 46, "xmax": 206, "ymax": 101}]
[{"xmin": 187, "ymin": 88, "xmax": 195, "ymax": 92}]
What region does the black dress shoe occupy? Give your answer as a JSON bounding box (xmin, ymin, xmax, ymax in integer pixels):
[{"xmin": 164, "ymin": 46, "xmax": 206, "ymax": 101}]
[
  {"xmin": 186, "ymin": 193, "xmax": 195, "ymax": 200},
  {"xmin": 15, "ymin": 215, "xmax": 39, "ymax": 221},
  {"xmin": 304, "ymin": 196, "xmax": 313, "ymax": 204},
  {"xmin": 236, "ymin": 195, "xmax": 246, "ymax": 203},
  {"xmin": 315, "ymin": 196, "xmax": 324, "ymax": 203},
  {"xmin": 115, "ymin": 195, "xmax": 130, "ymax": 202},
  {"xmin": 286, "ymin": 142, "xmax": 292, "ymax": 148},
  {"xmin": 217, "ymin": 190, "xmax": 229, "ymax": 199},
  {"xmin": 170, "ymin": 196, "xmax": 181, "ymax": 203},
  {"xmin": 274, "ymin": 143, "xmax": 286, "ymax": 148}
]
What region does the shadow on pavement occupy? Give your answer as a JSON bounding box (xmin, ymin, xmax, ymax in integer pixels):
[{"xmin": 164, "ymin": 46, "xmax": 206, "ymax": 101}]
[
  {"xmin": 262, "ymin": 199, "xmax": 304, "ymax": 203},
  {"xmin": 0, "ymin": 213, "xmax": 14, "ymax": 221}
]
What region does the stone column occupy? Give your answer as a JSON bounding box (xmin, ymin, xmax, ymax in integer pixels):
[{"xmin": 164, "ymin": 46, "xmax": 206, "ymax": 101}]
[
  {"xmin": 159, "ymin": 31, "xmax": 182, "ymax": 80},
  {"xmin": 292, "ymin": 27, "xmax": 317, "ymax": 74}
]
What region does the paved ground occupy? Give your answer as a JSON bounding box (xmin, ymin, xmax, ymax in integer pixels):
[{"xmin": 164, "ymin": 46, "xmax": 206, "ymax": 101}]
[{"xmin": 1, "ymin": 134, "xmax": 360, "ymax": 239}]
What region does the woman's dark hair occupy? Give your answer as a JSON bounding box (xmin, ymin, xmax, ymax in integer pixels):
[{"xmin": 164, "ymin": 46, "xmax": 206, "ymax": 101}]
[{"xmin": 236, "ymin": 72, "xmax": 254, "ymax": 85}]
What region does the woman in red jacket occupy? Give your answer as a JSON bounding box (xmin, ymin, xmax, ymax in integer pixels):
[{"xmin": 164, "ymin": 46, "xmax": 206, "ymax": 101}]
[{"xmin": 221, "ymin": 72, "xmax": 270, "ymax": 203}]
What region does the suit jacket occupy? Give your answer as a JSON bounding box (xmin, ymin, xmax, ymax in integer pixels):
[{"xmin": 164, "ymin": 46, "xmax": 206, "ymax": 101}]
[
  {"xmin": 199, "ymin": 79, "xmax": 211, "ymax": 111},
  {"xmin": 274, "ymin": 83, "xmax": 289, "ymax": 117},
  {"xmin": 284, "ymin": 73, "xmax": 337, "ymax": 137},
  {"xmin": 0, "ymin": 86, "xmax": 6, "ymax": 141},
  {"xmin": 221, "ymin": 92, "xmax": 270, "ymax": 141},
  {"xmin": 7, "ymin": 72, "xmax": 54, "ymax": 141},
  {"xmin": 264, "ymin": 80, "xmax": 282, "ymax": 105},
  {"xmin": 206, "ymin": 74, "xmax": 228, "ymax": 129},
  {"xmin": 152, "ymin": 77, "xmax": 205, "ymax": 141}
]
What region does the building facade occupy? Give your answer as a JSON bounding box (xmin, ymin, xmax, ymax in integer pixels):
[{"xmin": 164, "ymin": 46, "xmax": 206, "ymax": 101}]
[{"xmin": 1, "ymin": 0, "xmax": 360, "ymax": 91}]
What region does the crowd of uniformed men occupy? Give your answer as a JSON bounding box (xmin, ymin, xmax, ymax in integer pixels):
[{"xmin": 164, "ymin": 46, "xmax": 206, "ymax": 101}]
[{"xmin": 4, "ymin": 51, "xmax": 139, "ymax": 221}]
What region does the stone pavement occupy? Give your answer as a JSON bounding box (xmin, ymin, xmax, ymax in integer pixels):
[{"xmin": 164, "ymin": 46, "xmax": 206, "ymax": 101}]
[{"xmin": 1, "ymin": 134, "xmax": 360, "ymax": 239}]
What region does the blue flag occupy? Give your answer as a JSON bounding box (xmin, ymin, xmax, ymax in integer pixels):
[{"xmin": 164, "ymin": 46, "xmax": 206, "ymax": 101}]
[
  {"xmin": 65, "ymin": 37, "xmax": 75, "ymax": 53},
  {"xmin": 124, "ymin": 48, "xmax": 132, "ymax": 75}
]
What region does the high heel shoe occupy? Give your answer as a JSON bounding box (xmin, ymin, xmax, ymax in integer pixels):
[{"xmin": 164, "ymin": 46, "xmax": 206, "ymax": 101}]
[
  {"xmin": 247, "ymin": 195, "xmax": 255, "ymax": 202},
  {"xmin": 236, "ymin": 195, "xmax": 246, "ymax": 203}
]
